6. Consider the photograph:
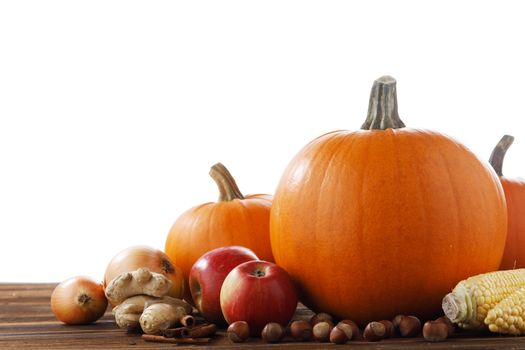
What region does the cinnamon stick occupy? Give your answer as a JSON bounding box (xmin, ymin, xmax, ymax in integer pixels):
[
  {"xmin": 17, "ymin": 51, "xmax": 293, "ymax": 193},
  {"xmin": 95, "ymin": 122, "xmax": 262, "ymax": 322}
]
[
  {"xmin": 163, "ymin": 326, "xmax": 188, "ymax": 338},
  {"xmin": 187, "ymin": 323, "xmax": 217, "ymax": 338},
  {"xmin": 180, "ymin": 314, "xmax": 195, "ymax": 327},
  {"xmin": 142, "ymin": 334, "xmax": 211, "ymax": 344},
  {"xmin": 163, "ymin": 323, "xmax": 217, "ymax": 338}
]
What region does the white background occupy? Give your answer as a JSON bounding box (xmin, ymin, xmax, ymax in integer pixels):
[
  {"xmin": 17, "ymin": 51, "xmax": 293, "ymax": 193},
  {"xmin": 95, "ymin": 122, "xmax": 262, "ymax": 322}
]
[{"xmin": 1, "ymin": 1, "xmax": 524, "ymax": 282}]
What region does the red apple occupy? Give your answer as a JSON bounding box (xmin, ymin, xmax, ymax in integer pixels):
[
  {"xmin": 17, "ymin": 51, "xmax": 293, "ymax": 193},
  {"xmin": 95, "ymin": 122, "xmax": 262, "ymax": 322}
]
[
  {"xmin": 189, "ymin": 246, "xmax": 258, "ymax": 325},
  {"xmin": 220, "ymin": 260, "xmax": 298, "ymax": 336}
]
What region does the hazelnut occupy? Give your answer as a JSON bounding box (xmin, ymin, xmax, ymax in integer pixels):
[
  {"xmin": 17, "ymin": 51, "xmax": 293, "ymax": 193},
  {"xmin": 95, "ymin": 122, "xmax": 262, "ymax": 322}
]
[
  {"xmin": 399, "ymin": 316, "xmax": 421, "ymax": 337},
  {"xmin": 227, "ymin": 321, "xmax": 250, "ymax": 343},
  {"xmin": 378, "ymin": 320, "xmax": 395, "ymax": 338},
  {"xmin": 290, "ymin": 320, "xmax": 313, "ymax": 341},
  {"xmin": 329, "ymin": 322, "xmax": 353, "ymax": 344},
  {"xmin": 339, "ymin": 319, "xmax": 362, "ymax": 340},
  {"xmin": 313, "ymin": 321, "xmax": 333, "ymax": 342},
  {"xmin": 363, "ymin": 321, "xmax": 386, "ymax": 341},
  {"xmin": 423, "ymin": 320, "xmax": 448, "ymax": 342},
  {"xmin": 310, "ymin": 312, "xmax": 334, "ymax": 326},
  {"xmin": 261, "ymin": 322, "xmax": 284, "ymax": 343},
  {"xmin": 391, "ymin": 314, "xmax": 404, "ymax": 333},
  {"xmin": 435, "ymin": 316, "xmax": 455, "ymax": 336}
]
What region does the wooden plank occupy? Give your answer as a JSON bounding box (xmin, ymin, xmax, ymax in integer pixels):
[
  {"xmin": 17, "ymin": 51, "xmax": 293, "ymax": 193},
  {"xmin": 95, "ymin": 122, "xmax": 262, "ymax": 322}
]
[
  {"xmin": 2, "ymin": 283, "xmax": 525, "ymax": 349},
  {"xmin": 0, "ymin": 283, "xmax": 57, "ymax": 290}
]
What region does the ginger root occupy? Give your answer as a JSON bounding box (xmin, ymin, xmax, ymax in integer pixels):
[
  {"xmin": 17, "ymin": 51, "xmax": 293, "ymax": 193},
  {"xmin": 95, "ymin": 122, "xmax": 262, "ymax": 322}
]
[
  {"xmin": 113, "ymin": 295, "xmax": 192, "ymax": 330},
  {"xmin": 105, "ymin": 268, "xmax": 172, "ymax": 306},
  {"xmin": 139, "ymin": 303, "xmax": 187, "ymax": 334},
  {"xmin": 144, "ymin": 296, "xmax": 192, "ymax": 314}
]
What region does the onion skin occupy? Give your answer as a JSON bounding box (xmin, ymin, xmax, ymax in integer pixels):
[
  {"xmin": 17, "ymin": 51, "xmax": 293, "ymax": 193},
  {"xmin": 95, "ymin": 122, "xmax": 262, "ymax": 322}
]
[
  {"xmin": 51, "ymin": 276, "xmax": 108, "ymax": 325},
  {"xmin": 104, "ymin": 245, "xmax": 184, "ymax": 305}
]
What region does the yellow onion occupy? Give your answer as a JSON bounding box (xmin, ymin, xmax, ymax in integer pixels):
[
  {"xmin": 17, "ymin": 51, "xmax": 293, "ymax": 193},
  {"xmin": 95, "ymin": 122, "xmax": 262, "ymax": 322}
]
[
  {"xmin": 104, "ymin": 245, "xmax": 184, "ymax": 305},
  {"xmin": 51, "ymin": 276, "xmax": 108, "ymax": 324}
]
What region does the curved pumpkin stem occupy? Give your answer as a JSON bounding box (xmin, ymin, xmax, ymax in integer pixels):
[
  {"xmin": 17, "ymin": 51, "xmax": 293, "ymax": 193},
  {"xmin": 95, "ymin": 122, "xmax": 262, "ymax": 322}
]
[
  {"xmin": 209, "ymin": 163, "xmax": 244, "ymax": 201},
  {"xmin": 489, "ymin": 135, "xmax": 514, "ymax": 176},
  {"xmin": 361, "ymin": 76, "xmax": 406, "ymax": 130}
]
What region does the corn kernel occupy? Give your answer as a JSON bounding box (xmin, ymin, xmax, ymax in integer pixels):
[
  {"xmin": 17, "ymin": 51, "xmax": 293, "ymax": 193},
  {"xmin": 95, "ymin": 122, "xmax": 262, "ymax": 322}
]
[{"xmin": 485, "ymin": 287, "xmax": 525, "ymax": 335}]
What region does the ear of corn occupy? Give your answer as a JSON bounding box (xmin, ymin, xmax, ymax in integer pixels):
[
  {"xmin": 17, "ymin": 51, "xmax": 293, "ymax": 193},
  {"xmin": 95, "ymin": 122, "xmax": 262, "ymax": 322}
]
[
  {"xmin": 442, "ymin": 269, "xmax": 525, "ymax": 330},
  {"xmin": 484, "ymin": 286, "xmax": 525, "ymax": 334}
]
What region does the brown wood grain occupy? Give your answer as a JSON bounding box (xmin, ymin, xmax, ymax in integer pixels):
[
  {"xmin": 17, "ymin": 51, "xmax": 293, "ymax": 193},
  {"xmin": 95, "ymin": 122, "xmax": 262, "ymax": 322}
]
[{"xmin": 2, "ymin": 283, "xmax": 525, "ymax": 349}]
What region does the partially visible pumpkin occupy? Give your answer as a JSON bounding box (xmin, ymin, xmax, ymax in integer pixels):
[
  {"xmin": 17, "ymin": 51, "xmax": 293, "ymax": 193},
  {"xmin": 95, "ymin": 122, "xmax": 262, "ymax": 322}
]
[
  {"xmin": 489, "ymin": 135, "xmax": 525, "ymax": 270},
  {"xmin": 165, "ymin": 163, "xmax": 274, "ymax": 301},
  {"xmin": 270, "ymin": 76, "xmax": 507, "ymax": 325}
]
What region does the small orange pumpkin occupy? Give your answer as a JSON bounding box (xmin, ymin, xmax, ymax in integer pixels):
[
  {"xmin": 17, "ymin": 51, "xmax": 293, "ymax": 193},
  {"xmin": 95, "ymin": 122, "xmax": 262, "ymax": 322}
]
[
  {"xmin": 489, "ymin": 135, "xmax": 525, "ymax": 269},
  {"xmin": 165, "ymin": 163, "xmax": 274, "ymax": 299},
  {"xmin": 270, "ymin": 76, "xmax": 507, "ymax": 324}
]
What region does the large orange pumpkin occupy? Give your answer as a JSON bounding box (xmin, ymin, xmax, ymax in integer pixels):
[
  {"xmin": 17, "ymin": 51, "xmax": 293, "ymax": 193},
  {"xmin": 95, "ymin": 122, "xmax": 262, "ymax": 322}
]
[
  {"xmin": 270, "ymin": 76, "xmax": 507, "ymax": 325},
  {"xmin": 489, "ymin": 135, "xmax": 525, "ymax": 270},
  {"xmin": 165, "ymin": 163, "xmax": 274, "ymax": 300}
]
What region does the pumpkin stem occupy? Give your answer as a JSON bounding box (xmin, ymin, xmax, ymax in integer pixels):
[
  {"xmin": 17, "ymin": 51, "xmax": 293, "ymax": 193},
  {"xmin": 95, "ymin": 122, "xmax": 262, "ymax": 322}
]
[
  {"xmin": 361, "ymin": 76, "xmax": 406, "ymax": 130},
  {"xmin": 209, "ymin": 163, "xmax": 244, "ymax": 201},
  {"xmin": 489, "ymin": 135, "xmax": 514, "ymax": 176}
]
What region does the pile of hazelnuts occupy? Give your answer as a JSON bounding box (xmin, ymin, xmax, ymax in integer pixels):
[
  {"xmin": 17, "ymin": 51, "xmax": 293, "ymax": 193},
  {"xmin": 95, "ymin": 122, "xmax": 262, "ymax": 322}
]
[{"xmin": 226, "ymin": 313, "xmax": 455, "ymax": 344}]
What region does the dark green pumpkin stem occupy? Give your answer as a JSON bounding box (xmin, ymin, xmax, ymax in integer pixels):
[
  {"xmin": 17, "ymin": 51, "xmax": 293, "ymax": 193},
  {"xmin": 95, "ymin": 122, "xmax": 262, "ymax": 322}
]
[
  {"xmin": 209, "ymin": 163, "xmax": 244, "ymax": 201},
  {"xmin": 489, "ymin": 135, "xmax": 515, "ymax": 176},
  {"xmin": 361, "ymin": 76, "xmax": 406, "ymax": 130}
]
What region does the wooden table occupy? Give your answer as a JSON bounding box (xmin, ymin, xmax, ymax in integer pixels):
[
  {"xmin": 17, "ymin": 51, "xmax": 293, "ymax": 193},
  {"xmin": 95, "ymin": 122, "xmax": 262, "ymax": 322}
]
[{"xmin": 2, "ymin": 283, "xmax": 525, "ymax": 349}]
